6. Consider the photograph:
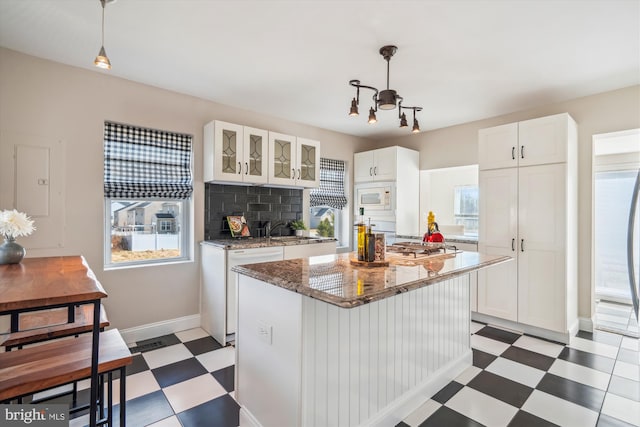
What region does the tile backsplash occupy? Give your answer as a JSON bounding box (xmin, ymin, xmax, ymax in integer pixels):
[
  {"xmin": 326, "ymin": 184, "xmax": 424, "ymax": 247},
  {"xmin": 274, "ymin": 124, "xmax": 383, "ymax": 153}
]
[{"xmin": 205, "ymin": 183, "xmax": 303, "ymax": 240}]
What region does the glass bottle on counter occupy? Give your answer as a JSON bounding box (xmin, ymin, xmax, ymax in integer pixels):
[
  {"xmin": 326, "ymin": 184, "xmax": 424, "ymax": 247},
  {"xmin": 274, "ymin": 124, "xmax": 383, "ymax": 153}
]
[
  {"xmin": 365, "ymin": 218, "xmax": 376, "ymax": 262},
  {"xmin": 357, "ymin": 208, "xmax": 366, "ymax": 261}
]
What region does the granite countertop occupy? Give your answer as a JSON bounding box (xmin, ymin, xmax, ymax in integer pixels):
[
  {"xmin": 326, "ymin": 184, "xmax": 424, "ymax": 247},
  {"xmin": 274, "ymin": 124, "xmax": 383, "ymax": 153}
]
[
  {"xmin": 233, "ymin": 251, "xmax": 510, "ymax": 308},
  {"xmin": 202, "ymin": 237, "xmax": 337, "ymax": 250},
  {"xmin": 395, "ymin": 234, "xmax": 479, "ymax": 245}
]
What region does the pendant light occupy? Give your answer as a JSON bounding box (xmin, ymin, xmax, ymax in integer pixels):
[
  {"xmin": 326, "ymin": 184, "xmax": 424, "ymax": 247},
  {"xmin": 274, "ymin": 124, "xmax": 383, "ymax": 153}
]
[
  {"xmin": 348, "ymin": 45, "xmax": 423, "ymax": 132},
  {"xmin": 94, "ymin": 0, "xmax": 112, "ymax": 70}
]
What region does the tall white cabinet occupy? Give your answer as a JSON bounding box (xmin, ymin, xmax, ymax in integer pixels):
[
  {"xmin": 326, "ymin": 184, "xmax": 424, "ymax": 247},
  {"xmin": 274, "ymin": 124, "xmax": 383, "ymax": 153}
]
[{"xmin": 477, "ymin": 113, "xmax": 578, "ymax": 341}]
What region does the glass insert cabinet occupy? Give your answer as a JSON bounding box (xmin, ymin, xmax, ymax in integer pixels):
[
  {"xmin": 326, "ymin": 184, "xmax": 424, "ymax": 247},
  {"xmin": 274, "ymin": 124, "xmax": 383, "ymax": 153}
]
[
  {"xmin": 204, "ymin": 121, "xmax": 320, "ymax": 188},
  {"xmin": 204, "ymin": 121, "xmax": 269, "ymax": 184},
  {"xmin": 268, "ymin": 132, "xmax": 320, "ymax": 188}
]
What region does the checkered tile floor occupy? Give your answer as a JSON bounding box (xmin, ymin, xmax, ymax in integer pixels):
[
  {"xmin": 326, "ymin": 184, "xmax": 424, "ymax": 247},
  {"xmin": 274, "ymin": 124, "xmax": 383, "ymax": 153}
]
[{"xmin": 43, "ymin": 322, "xmax": 639, "ymax": 426}]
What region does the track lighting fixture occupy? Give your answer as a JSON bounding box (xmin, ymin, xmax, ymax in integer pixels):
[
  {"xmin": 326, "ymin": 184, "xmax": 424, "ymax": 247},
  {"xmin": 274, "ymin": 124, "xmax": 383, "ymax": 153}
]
[
  {"xmin": 348, "ymin": 45, "xmax": 422, "ymax": 132},
  {"xmin": 94, "ymin": 0, "xmax": 112, "ymax": 70}
]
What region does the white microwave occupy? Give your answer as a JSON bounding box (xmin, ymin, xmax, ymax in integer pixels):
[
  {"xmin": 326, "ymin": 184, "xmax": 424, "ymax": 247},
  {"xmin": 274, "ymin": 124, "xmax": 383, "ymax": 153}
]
[{"xmin": 355, "ymin": 183, "xmax": 394, "ymax": 213}]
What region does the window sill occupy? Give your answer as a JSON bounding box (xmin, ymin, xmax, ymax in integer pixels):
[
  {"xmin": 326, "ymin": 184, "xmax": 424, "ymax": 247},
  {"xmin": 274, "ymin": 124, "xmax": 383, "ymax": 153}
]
[{"xmin": 104, "ymin": 257, "xmax": 193, "ymax": 271}]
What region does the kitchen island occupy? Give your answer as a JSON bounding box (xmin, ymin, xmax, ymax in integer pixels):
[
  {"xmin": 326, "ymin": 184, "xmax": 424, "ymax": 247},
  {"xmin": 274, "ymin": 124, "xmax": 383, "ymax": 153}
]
[{"xmin": 233, "ymin": 251, "xmax": 510, "ymax": 427}]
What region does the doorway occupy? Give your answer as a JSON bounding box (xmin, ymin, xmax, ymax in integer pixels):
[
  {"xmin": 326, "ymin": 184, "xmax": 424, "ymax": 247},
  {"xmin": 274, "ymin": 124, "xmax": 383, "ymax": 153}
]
[{"xmin": 592, "ymin": 129, "xmax": 640, "ymax": 337}]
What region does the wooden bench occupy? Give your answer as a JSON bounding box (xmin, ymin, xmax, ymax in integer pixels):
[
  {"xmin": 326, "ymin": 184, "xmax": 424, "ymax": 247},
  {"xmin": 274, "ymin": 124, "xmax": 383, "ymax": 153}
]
[
  {"xmin": 0, "ymin": 328, "xmax": 132, "ymax": 426},
  {"xmin": 1, "ymin": 304, "xmax": 110, "ymax": 350}
]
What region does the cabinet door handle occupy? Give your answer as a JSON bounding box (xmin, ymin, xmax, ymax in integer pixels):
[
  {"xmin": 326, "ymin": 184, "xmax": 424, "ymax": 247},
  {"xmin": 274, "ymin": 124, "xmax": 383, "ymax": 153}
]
[
  {"xmin": 369, "ymin": 167, "xmax": 373, "ymax": 176},
  {"xmin": 237, "ymin": 161, "xmax": 241, "ymax": 174},
  {"xmin": 374, "ymin": 166, "xmax": 377, "ymax": 175},
  {"xmin": 245, "ymin": 162, "xmax": 248, "ymax": 175},
  {"xmin": 297, "ymin": 169, "xmax": 301, "ymax": 179},
  {"xmin": 291, "ymin": 168, "xmax": 295, "ymax": 179},
  {"xmin": 521, "ymin": 239, "xmax": 524, "ymax": 252},
  {"xmin": 512, "ymin": 238, "xmax": 515, "ymax": 251},
  {"xmin": 512, "ymin": 147, "xmax": 516, "ymax": 160},
  {"xmin": 521, "ymin": 146, "xmax": 525, "ymax": 159}
]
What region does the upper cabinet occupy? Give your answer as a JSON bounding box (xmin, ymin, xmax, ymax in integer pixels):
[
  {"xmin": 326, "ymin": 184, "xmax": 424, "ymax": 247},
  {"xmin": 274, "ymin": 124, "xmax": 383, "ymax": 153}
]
[
  {"xmin": 268, "ymin": 132, "xmax": 320, "ymax": 188},
  {"xmin": 354, "ymin": 146, "xmax": 399, "ymax": 182},
  {"xmin": 204, "ymin": 120, "xmax": 268, "ymax": 184},
  {"xmin": 478, "ymin": 113, "xmax": 573, "ymax": 171}
]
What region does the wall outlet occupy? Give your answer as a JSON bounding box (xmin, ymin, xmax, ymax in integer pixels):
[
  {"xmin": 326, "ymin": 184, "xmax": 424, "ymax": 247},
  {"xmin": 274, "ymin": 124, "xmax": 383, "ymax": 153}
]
[{"xmin": 257, "ymin": 320, "xmax": 272, "ymax": 345}]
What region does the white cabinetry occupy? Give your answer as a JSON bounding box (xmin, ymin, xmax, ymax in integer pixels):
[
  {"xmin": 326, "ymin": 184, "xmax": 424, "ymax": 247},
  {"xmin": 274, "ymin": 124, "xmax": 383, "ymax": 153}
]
[
  {"xmin": 268, "ymin": 132, "xmax": 320, "ymax": 188},
  {"xmin": 354, "ymin": 146, "xmax": 398, "ymax": 182},
  {"xmin": 283, "ymin": 240, "xmax": 336, "ymax": 259},
  {"xmin": 201, "ymin": 244, "xmax": 284, "ymax": 345},
  {"xmin": 203, "ymin": 120, "xmax": 269, "ymax": 184},
  {"xmin": 477, "ymin": 113, "xmax": 577, "ymax": 340}
]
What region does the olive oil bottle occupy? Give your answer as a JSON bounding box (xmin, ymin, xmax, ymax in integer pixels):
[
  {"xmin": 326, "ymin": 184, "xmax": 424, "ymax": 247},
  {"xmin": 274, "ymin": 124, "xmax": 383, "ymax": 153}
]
[{"xmin": 357, "ymin": 208, "xmax": 366, "ymax": 261}]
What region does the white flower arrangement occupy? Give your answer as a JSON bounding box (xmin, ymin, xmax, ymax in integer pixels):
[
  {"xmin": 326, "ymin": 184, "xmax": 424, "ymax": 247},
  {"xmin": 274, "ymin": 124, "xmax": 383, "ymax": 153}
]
[{"xmin": 0, "ymin": 209, "xmax": 36, "ymax": 240}]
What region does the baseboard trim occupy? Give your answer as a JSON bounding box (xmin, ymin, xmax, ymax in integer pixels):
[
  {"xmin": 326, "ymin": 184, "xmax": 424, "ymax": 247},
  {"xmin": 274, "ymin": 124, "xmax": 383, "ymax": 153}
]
[
  {"xmin": 579, "ymin": 316, "xmax": 594, "ymax": 333},
  {"xmin": 366, "ymin": 350, "xmax": 472, "ymax": 427},
  {"xmin": 119, "ymin": 314, "xmax": 201, "ymax": 345},
  {"xmin": 471, "ymin": 312, "xmax": 571, "ymax": 344}
]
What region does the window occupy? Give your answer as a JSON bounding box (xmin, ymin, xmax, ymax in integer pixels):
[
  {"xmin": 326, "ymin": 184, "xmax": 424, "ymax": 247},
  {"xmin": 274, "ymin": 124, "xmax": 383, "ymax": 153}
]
[
  {"xmin": 103, "ymin": 122, "xmax": 193, "ymax": 268},
  {"xmin": 309, "ymin": 158, "xmax": 348, "ymax": 247},
  {"xmin": 454, "ymin": 185, "xmax": 478, "ymax": 235}
]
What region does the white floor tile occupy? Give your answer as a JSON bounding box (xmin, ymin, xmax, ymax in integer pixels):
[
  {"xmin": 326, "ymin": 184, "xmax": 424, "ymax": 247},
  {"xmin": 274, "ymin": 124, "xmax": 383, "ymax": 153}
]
[
  {"xmin": 601, "ymin": 392, "xmax": 640, "ymax": 426},
  {"xmin": 548, "ymin": 359, "xmax": 611, "ymax": 390},
  {"xmin": 569, "ymin": 336, "xmax": 619, "ymax": 359},
  {"xmin": 513, "ymin": 335, "xmax": 564, "ymax": 358},
  {"xmin": 163, "ymin": 373, "xmax": 227, "ymax": 413},
  {"xmin": 175, "ymin": 327, "xmax": 210, "ymax": 343},
  {"xmin": 147, "ymin": 415, "xmax": 183, "ymax": 427},
  {"xmin": 125, "ymin": 370, "xmax": 161, "ymax": 401},
  {"xmin": 143, "ymin": 344, "xmax": 193, "ymax": 369},
  {"xmin": 196, "ymin": 346, "xmax": 235, "ymax": 372},
  {"xmin": 445, "ymin": 386, "xmax": 518, "ymax": 427},
  {"xmin": 470, "ymin": 321, "xmax": 485, "ymax": 334},
  {"xmin": 522, "ymin": 390, "xmax": 598, "ymax": 427},
  {"xmin": 485, "ymin": 357, "xmax": 545, "ymax": 388},
  {"xmin": 470, "ymin": 334, "xmax": 510, "ymax": 356},
  {"xmin": 620, "ymin": 336, "xmax": 638, "ymax": 352},
  {"xmin": 454, "ymin": 365, "xmax": 482, "ymax": 385},
  {"xmin": 613, "ymin": 360, "xmax": 640, "ymax": 381},
  {"xmin": 402, "ymin": 399, "xmax": 441, "ymax": 427}
]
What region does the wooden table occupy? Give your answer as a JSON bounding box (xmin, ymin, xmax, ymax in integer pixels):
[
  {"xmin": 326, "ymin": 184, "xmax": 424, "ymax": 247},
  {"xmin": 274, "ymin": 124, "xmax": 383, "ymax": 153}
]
[{"xmin": 0, "ymin": 256, "xmax": 107, "ymax": 426}]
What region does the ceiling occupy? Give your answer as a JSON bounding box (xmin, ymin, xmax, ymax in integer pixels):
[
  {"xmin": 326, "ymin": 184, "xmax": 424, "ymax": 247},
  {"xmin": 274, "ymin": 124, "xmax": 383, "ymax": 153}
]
[{"xmin": 0, "ymin": 0, "xmax": 638, "ymax": 140}]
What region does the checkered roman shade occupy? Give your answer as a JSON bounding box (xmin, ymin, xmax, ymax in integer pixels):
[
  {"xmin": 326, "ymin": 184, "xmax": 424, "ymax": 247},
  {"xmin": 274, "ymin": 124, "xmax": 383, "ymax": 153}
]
[
  {"xmin": 310, "ymin": 158, "xmax": 348, "ymax": 209},
  {"xmin": 103, "ymin": 122, "xmax": 193, "ymax": 199}
]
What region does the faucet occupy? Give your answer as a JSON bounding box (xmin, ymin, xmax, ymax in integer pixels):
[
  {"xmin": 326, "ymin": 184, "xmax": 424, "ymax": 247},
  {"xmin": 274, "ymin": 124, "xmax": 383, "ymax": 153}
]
[{"xmin": 265, "ymin": 220, "xmax": 286, "ymax": 237}]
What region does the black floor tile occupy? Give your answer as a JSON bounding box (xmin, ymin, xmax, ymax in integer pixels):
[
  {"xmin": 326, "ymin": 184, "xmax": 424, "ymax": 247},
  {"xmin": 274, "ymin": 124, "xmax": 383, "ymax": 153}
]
[
  {"xmin": 537, "ymin": 373, "xmax": 606, "ymax": 412},
  {"xmin": 597, "ymin": 413, "xmax": 638, "ymax": 427},
  {"xmin": 395, "ymin": 422, "xmax": 411, "ymax": 427},
  {"xmin": 431, "ymin": 381, "xmax": 464, "ymax": 404},
  {"xmin": 116, "ymin": 390, "xmax": 174, "ymax": 427},
  {"xmin": 475, "ymin": 325, "xmax": 521, "ymax": 344},
  {"xmin": 616, "ymin": 348, "xmax": 639, "ymax": 364},
  {"xmin": 152, "ymin": 357, "xmax": 208, "ymax": 388},
  {"xmin": 558, "ymin": 347, "xmax": 616, "ymax": 374},
  {"xmin": 419, "ymin": 405, "xmax": 484, "ymax": 427},
  {"xmin": 501, "ymin": 346, "xmax": 555, "ymax": 371},
  {"xmin": 472, "ymin": 349, "xmax": 497, "ymax": 369},
  {"xmin": 131, "ymin": 334, "xmax": 181, "ymax": 353},
  {"xmin": 212, "ymin": 365, "xmax": 235, "ymax": 393},
  {"xmin": 177, "ymin": 394, "xmax": 240, "ymax": 427},
  {"xmin": 183, "ymin": 336, "xmax": 223, "ymax": 356},
  {"xmin": 608, "ymin": 375, "xmax": 640, "ymax": 402},
  {"xmin": 577, "ymin": 330, "xmax": 623, "ymax": 347},
  {"xmin": 126, "ymin": 354, "xmax": 150, "ymax": 376},
  {"xmin": 467, "ymin": 371, "xmax": 533, "ymax": 408},
  {"xmin": 507, "ymin": 410, "xmax": 560, "ymax": 427}
]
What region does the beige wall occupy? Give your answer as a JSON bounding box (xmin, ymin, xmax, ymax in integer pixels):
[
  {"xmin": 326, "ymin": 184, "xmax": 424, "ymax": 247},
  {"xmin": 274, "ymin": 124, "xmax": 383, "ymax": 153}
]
[
  {"xmin": 2, "ymin": 46, "xmax": 638, "ymax": 331},
  {"xmin": 0, "ymin": 48, "xmax": 370, "ymax": 331},
  {"xmin": 379, "ymin": 85, "xmax": 640, "ymax": 322}
]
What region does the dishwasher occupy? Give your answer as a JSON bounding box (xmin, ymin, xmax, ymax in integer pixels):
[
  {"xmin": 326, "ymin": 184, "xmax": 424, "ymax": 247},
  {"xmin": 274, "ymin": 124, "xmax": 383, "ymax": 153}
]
[{"xmin": 226, "ymin": 247, "xmax": 284, "ymax": 338}]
